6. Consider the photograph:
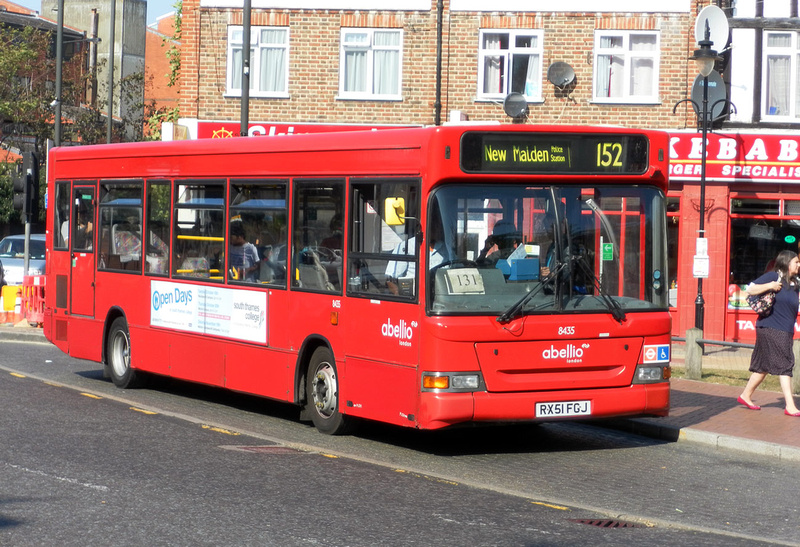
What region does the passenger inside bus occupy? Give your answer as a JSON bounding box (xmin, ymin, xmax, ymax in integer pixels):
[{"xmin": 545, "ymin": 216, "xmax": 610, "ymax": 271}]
[
  {"xmin": 229, "ymin": 221, "xmax": 260, "ymax": 282},
  {"xmin": 385, "ymin": 235, "xmax": 448, "ymax": 296}
]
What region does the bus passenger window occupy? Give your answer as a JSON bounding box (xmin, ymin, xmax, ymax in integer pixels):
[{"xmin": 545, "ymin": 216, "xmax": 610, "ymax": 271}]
[
  {"xmin": 145, "ymin": 181, "xmax": 170, "ymax": 275},
  {"xmin": 98, "ymin": 182, "xmax": 143, "ymax": 272},
  {"xmin": 292, "ymin": 179, "xmax": 344, "ymax": 293},
  {"xmin": 173, "ymin": 181, "xmax": 224, "ymax": 280},
  {"xmin": 229, "ymin": 180, "xmax": 288, "ymax": 286},
  {"xmin": 54, "ymin": 182, "xmax": 70, "ymax": 249},
  {"xmin": 348, "ymin": 179, "xmax": 420, "ymax": 300}
]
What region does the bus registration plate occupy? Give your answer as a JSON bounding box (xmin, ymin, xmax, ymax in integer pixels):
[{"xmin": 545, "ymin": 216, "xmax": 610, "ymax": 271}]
[{"xmin": 535, "ymin": 400, "xmax": 591, "ymax": 418}]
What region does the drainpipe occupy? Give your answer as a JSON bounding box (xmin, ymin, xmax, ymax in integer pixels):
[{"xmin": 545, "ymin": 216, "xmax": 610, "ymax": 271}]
[
  {"xmin": 89, "ymin": 9, "xmax": 98, "ymax": 107},
  {"xmin": 240, "ymin": 0, "xmax": 251, "ymax": 136},
  {"xmin": 106, "ymin": 0, "xmax": 116, "ymax": 143},
  {"xmin": 434, "ymin": 0, "xmax": 443, "ymax": 125}
]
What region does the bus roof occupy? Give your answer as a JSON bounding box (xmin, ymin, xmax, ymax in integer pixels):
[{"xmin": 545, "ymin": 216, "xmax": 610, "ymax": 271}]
[{"xmin": 49, "ymin": 125, "xmax": 669, "ymax": 185}]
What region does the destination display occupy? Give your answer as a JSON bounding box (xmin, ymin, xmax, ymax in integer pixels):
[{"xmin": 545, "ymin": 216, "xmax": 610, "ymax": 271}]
[{"xmin": 460, "ymin": 132, "xmax": 649, "ymax": 175}]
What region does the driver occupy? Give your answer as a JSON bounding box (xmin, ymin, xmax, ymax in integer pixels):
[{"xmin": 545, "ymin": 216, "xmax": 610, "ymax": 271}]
[{"xmin": 477, "ymin": 220, "xmax": 521, "ymax": 264}]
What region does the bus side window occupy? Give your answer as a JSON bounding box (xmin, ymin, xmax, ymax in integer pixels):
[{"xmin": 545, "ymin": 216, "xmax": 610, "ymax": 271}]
[
  {"xmin": 291, "ymin": 179, "xmax": 344, "ymax": 293},
  {"xmin": 54, "ymin": 181, "xmax": 70, "ymax": 249},
  {"xmin": 173, "ymin": 180, "xmax": 224, "ymax": 280},
  {"xmin": 146, "ymin": 181, "xmax": 170, "ymax": 275},
  {"xmin": 98, "ymin": 182, "xmax": 143, "ymax": 272},
  {"xmin": 229, "ymin": 180, "xmax": 288, "ymax": 286},
  {"xmin": 348, "ymin": 179, "xmax": 420, "ymax": 300}
]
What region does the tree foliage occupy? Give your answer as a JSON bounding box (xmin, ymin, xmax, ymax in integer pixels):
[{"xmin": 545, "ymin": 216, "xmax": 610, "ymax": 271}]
[
  {"xmin": 0, "ymin": 24, "xmax": 82, "ymax": 226},
  {"xmin": 1, "ymin": 16, "xmax": 181, "ymax": 227}
]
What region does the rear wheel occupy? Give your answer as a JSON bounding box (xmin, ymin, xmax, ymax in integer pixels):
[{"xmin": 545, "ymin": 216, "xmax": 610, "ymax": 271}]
[
  {"xmin": 305, "ymin": 347, "xmax": 353, "ymax": 435},
  {"xmin": 107, "ymin": 317, "xmax": 145, "ymax": 389}
]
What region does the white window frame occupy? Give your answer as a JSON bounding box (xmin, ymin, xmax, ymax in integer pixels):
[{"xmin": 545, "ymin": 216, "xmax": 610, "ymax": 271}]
[
  {"xmin": 476, "ymin": 29, "xmax": 544, "ymax": 102},
  {"xmin": 593, "ymin": 30, "xmax": 660, "ymax": 104},
  {"xmin": 226, "ymin": 26, "xmax": 290, "ymax": 98},
  {"xmin": 762, "ymin": 30, "xmax": 800, "ymax": 120},
  {"xmin": 338, "ymin": 28, "xmax": 403, "ymax": 101}
]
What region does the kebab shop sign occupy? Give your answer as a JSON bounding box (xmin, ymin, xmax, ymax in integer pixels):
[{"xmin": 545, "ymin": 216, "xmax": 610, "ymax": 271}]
[{"xmin": 669, "ymin": 132, "xmax": 800, "ymax": 183}]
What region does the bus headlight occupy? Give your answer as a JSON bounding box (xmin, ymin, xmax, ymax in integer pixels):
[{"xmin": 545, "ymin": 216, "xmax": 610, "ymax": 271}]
[
  {"xmin": 451, "ymin": 375, "xmax": 480, "ymax": 390},
  {"xmin": 422, "ymin": 372, "xmax": 484, "ymax": 392},
  {"xmin": 633, "ymin": 365, "xmax": 670, "ymax": 383}
]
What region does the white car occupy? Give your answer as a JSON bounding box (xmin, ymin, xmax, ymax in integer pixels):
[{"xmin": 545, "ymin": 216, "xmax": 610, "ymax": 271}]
[{"xmin": 0, "ymin": 234, "xmax": 46, "ymax": 285}]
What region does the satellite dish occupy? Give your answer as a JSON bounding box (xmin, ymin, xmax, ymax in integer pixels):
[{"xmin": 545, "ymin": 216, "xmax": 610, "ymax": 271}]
[
  {"xmin": 547, "ymin": 61, "xmax": 575, "ymax": 89},
  {"xmin": 691, "ymin": 70, "xmax": 727, "ymax": 123},
  {"xmin": 695, "ymin": 5, "xmax": 729, "ymax": 52},
  {"xmin": 503, "ymin": 93, "xmax": 529, "ymax": 118}
]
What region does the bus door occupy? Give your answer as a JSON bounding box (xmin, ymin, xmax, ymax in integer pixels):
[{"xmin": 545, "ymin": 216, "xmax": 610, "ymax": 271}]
[{"xmin": 69, "ymin": 186, "xmax": 96, "ymax": 317}]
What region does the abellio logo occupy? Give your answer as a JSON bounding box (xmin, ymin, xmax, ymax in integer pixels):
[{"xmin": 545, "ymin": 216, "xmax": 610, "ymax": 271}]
[
  {"xmin": 381, "ymin": 318, "xmax": 416, "ymax": 347},
  {"xmin": 542, "ymin": 343, "xmax": 590, "ymax": 362}
]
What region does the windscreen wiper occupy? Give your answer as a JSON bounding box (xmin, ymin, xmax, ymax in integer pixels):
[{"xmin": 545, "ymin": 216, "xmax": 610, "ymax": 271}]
[
  {"xmin": 496, "ymin": 261, "xmax": 566, "ymax": 324},
  {"xmin": 571, "ymin": 253, "xmax": 626, "ymax": 323}
]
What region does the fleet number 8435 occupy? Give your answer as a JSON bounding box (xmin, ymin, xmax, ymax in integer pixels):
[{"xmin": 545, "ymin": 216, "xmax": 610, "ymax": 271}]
[{"xmin": 558, "ymin": 326, "xmax": 575, "ymax": 335}]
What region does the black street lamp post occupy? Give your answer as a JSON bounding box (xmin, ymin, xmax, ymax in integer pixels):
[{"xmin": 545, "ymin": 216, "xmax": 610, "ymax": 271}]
[{"xmin": 688, "ymin": 22, "xmax": 721, "ymax": 331}]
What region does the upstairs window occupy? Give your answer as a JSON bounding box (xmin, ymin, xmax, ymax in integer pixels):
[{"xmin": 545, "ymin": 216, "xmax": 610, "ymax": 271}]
[
  {"xmin": 763, "ymin": 31, "xmax": 800, "ymax": 120},
  {"xmin": 477, "ymin": 30, "xmax": 543, "ymax": 101},
  {"xmin": 227, "ymin": 26, "xmax": 289, "ymax": 97},
  {"xmin": 593, "ymin": 30, "xmax": 659, "ymax": 104},
  {"xmin": 339, "ymin": 28, "xmax": 403, "ymax": 100}
]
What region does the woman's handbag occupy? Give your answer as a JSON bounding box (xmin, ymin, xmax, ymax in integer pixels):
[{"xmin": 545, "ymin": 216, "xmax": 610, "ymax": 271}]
[
  {"xmin": 747, "ymin": 273, "xmax": 781, "ymax": 316},
  {"xmin": 747, "ymin": 291, "xmax": 776, "ymax": 316}
]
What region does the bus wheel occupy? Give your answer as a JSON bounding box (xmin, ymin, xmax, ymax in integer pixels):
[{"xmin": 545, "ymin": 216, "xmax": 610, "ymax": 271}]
[
  {"xmin": 305, "ymin": 347, "xmax": 353, "ymax": 435},
  {"xmin": 107, "ymin": 317, "xmax": 144, "ymax": 389}
]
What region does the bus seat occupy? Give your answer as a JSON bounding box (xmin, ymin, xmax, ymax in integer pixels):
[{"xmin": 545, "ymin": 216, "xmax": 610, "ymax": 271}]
[
  {"xmin": 112, "ymin": 224, "xmax": 142, "ymax": 263},
  {"xmin": 297, "ymin": 250, "xmax": 333, "ymax": 290},
  {"xmin": 179, "ymin": 256, "xmax": 210, "ymax": 277}
]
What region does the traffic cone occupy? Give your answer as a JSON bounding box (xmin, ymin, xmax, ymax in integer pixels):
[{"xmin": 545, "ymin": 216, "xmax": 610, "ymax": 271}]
[{"xmin": 0, "ymin": 295, "xmax": 6, "ymax": 324}]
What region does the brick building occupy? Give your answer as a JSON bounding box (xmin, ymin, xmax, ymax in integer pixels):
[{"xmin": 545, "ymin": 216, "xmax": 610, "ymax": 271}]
[
  {"xmin": 176, "ymin": 1, "xmax": 696, "ymax": 133},
  {"xmin": 171, "ymin": 0, "xmax": 800, "ymax": 343},
  {"xmin": 145, "ymin": 11, "xmax": 180, "ymax": 128}
]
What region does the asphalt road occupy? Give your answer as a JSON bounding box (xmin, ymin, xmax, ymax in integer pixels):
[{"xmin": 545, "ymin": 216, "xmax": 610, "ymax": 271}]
[{"xmin": 1, "ymin": 337, "xmax": 798, "ymax": 546}]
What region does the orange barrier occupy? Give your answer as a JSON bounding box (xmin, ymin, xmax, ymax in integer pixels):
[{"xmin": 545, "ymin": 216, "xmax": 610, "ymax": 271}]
[
  {"xmin": 21, "ymin": 275, "xmax": 45, "ymax": 326},
  {"xmin": 1, "ymin": 285, "xmax": 22, "ymax": 325}
]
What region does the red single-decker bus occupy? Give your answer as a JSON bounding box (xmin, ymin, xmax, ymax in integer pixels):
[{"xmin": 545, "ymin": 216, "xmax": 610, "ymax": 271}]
[{"xmin": 44, "ymin": 124, "xmax": 671, "ymax": 434}]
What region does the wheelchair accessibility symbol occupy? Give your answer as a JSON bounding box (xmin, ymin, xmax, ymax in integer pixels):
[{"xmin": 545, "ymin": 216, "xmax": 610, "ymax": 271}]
[{"xmin": 643, "ymin": 344, "xmax": 670, "ymax": 363}]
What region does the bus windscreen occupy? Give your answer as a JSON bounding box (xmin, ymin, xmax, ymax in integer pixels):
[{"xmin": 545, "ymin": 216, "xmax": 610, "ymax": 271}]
[{"xmin": 460, "ymin": 132, "xmax": 649, "ymax": 175}]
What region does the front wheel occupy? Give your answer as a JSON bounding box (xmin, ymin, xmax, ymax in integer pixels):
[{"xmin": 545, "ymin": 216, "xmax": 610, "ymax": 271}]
[
  {"xmin": 107, "ymin": 317, "xmax": 145, "ymax": 389},
  {"xmin": 305, "ymin": 347, "xmax": 354, "ymax": 435}
]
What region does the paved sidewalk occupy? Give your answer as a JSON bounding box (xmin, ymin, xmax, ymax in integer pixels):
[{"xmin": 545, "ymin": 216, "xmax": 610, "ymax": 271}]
[
  {"xmin": 610, "ymin": 342, "xmax": 800, "ymax": 461},
  {"xmin": 3, "ymin": 325, "xmax": 800, "ymax": 460}
]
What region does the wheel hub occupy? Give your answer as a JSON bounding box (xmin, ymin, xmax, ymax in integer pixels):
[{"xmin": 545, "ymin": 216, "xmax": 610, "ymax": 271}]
[{"xmin": 311, "ymin": 364, "xmax": 337, "ymax": 418}]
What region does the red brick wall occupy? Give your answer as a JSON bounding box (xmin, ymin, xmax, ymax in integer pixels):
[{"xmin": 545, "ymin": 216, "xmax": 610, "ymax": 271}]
[
  {"xmin": 179, "ymin": 1, "xmax": 705, "ymax": 129},
  {"xmin": 145, "ymin": 28, "xmax": 180, "ymax": 113}
]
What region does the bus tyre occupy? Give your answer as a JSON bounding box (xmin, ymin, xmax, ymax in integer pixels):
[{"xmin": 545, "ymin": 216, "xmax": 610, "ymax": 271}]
[
  {"xmin": 107, "ymin": 317, "xmax": 145, "ymax": 389},
  {"xmin": 305, "ymin": 347, "xmax": 353, "ymax": 435}
]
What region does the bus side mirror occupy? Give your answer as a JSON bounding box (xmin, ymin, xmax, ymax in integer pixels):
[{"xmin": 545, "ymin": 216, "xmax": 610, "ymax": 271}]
[{"xmin": 385, "ymin": 197, "xmax": 405, "ymax": 226}]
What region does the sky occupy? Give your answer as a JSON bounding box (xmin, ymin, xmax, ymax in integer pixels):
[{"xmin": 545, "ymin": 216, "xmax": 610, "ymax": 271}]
[{"xmin": 12, "ymin": 0, "xmax": 177, "ymax": 26}]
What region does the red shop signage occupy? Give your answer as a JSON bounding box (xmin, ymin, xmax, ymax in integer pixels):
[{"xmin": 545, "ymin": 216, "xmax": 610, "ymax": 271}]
[
  {"xmin": 669, "ymin": 131, "xmax": 800, "ymax": 183},
  {"xmin": 196, "ymin": 121, "xmax": 415, "ymax": 139}
]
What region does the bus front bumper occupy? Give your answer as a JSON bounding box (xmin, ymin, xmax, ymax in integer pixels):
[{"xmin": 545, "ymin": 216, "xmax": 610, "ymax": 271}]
[{"xmin": 417, "ymin": 382, "xmax": 670, "ymax": 430}]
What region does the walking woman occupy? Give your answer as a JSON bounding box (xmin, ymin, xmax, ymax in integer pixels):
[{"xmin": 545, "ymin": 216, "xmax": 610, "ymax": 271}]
[{"xmin": 738, "ymin": 250, "xmax": 800, "ymax": 416}]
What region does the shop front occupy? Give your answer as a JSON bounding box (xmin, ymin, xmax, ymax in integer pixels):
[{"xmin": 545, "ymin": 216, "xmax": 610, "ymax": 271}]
[{"xmin": 669, "ymin": 130, "xmax": 800, "ymax": 342}]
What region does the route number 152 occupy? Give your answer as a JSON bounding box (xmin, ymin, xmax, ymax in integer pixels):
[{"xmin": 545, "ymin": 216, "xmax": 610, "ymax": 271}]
[{"xmin": 597, "ymin": 142, "xmax": 623, "ymax": 168}]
